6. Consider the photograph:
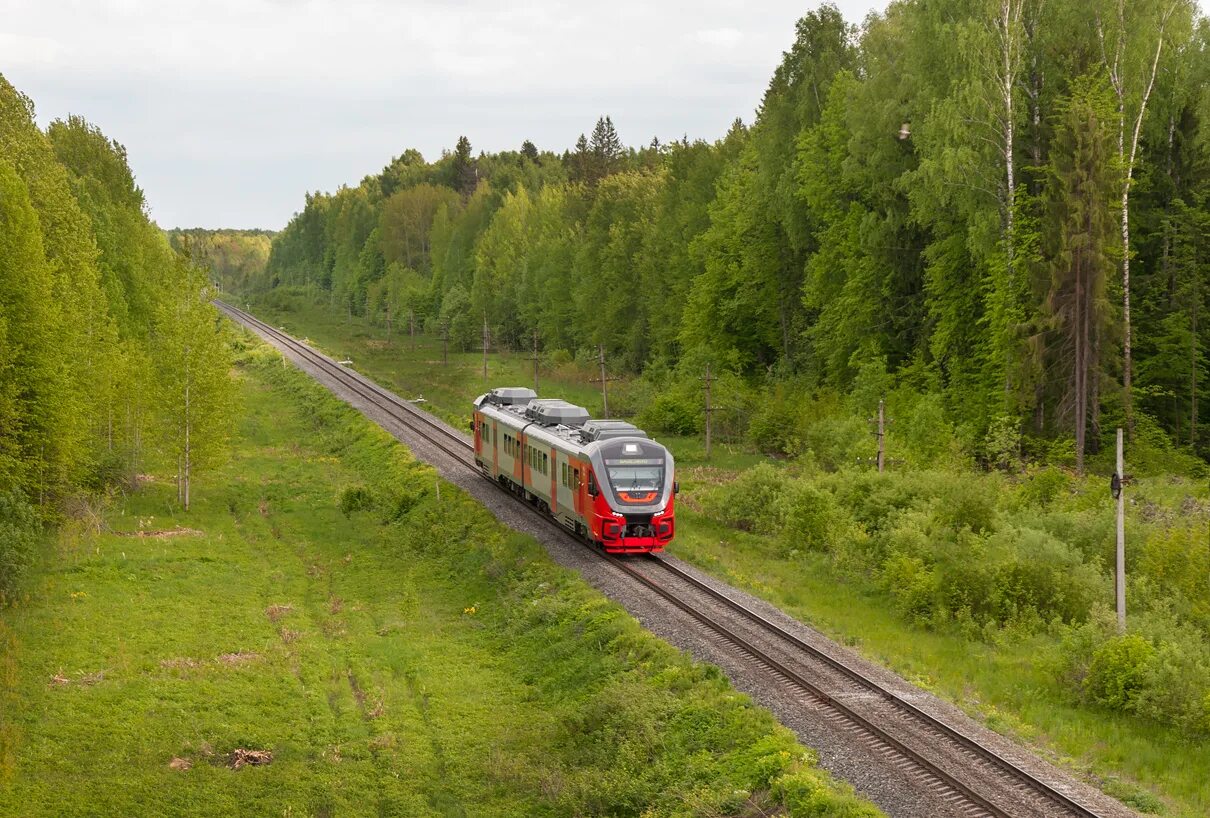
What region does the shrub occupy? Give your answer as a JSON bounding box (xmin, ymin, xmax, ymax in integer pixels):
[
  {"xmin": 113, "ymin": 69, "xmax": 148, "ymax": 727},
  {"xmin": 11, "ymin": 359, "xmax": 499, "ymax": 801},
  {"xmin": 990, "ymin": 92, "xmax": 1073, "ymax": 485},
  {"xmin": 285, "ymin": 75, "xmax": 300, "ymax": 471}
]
[
  {"xmin": 882, "ymin": 552, "xmax": 940, "ymax": 623},
  {"xmin": 1137, "ymin": 524, "xmax": 1210, "ymax": 631},
  {"xmin": 638, "ymin": 390, "xmax": 701, "ymax": 435},
  {"xmin": 978, "ymin": 526, "xmax": 1101, "ymax": 627},
  {"xmin": 1017, "ymin": 466, "xmax": 1072, "ymax": 508},
  {"xmin": 929, "ymin": 475, "xmax": 998, "ymax": 534},
  {"xmin": 802, "ymin": 416, "xmax": 869, "ymax": 471},
  {"xmin": 700, "ymin": 463, "xmax": 789, "ymax": 534},
  {"xmin": 0, "ymin": 490, "xmax": 38, "ymax": 602},
  {"xmin": 1084, "ymin": 635, "xmax": 1157, "ymax": 710},
  {"xmin": 337, "ymin": 484, "xmax": 374, "ymax": 516},
  {"xmin": 777, "ymin": 481, "xmax": 851, "ymax": 555},
  {"xmin": 1134, "ymin": 634, "xmax": 1210, "ymax": 734}
]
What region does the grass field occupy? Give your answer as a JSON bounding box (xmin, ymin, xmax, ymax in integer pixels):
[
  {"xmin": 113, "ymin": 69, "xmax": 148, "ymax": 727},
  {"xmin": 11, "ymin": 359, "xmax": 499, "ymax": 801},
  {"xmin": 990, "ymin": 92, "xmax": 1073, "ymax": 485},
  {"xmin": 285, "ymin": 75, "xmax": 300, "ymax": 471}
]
[
  {"xmin": 246, "ymin": 296, "xmax": 1210, "ymax": 817},
  {"xmin": 0, "ymin": 336, "xmax": 878, "ymax": 817}
]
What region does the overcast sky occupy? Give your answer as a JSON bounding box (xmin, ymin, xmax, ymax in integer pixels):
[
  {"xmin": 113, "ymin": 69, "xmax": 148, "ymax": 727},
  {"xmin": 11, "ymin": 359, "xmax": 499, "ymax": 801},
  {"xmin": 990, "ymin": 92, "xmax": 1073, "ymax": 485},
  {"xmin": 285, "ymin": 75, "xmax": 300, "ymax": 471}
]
[{"xmin": 5, "ymin": 1, "xmax": 889, "ymax": 229}]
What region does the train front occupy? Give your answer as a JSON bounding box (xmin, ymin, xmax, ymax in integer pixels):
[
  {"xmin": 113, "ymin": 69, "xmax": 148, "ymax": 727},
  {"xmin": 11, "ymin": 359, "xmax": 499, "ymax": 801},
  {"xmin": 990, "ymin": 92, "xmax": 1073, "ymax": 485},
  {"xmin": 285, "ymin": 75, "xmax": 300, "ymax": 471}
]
[{"xmin": 588, "ymin": 437, "xmax": 676, "ymax": 553}]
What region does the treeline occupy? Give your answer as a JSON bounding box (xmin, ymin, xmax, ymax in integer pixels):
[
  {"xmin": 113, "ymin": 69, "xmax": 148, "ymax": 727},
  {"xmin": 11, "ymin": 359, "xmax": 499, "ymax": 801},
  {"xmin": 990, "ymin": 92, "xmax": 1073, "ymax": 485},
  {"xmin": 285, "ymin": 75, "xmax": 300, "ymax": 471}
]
[
  {"xmin": 167, "ymin": 228, "xmax": 274, "ymax": 295},
  {"xmin": 252, "ymin": 0, "xmax": 1209, "ymax": 468},
  {"xmin": 0, "ymin": 76, "xmax": 233, "ymax": 598}
]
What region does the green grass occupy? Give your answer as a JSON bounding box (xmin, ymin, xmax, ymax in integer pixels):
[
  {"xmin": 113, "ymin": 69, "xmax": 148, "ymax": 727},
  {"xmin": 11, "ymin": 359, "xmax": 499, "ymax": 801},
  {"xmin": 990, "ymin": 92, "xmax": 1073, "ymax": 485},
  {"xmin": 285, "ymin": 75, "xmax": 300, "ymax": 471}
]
[
  {"xmin": 0, "ymin": 337, "xmax": 879, "ymax": 817},
  {"xmin": 668, "ymin": 508, "xmax": 1206, "ymax": 816},
  {"xmin": 248, "ymin": 296, "xmax": 1210, "ymax": 818}
]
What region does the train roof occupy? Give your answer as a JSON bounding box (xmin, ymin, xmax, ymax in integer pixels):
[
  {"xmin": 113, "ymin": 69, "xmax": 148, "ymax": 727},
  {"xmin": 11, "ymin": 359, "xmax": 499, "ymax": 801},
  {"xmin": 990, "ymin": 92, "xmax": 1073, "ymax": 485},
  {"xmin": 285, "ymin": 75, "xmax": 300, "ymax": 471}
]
[{"xmin": 475, "ymin": 388, "xmax": 656, "ymax": 451}]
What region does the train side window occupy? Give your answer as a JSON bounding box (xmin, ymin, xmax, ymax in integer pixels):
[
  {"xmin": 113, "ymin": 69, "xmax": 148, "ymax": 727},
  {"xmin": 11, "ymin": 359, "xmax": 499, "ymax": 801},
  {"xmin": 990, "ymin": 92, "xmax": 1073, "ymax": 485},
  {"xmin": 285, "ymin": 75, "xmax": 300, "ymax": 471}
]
[
  {"xmin": 573, "ymin": 469, "xmax": 580, "ymax": 490},
  {"xmin": 542, "ymin": 453, "xmax": 548, "ymax": 474}
]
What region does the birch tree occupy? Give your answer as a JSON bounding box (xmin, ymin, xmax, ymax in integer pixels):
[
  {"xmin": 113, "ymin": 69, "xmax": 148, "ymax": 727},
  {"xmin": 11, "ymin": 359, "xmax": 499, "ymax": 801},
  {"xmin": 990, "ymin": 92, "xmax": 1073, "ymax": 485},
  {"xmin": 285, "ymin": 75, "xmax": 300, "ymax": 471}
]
[
  {"xmin": 154, "ymin": 262, "xmax": 234, "ymax": 511},
  {"xmin": 1097, "ymin": 0, "xmax": 1194, "ymax": 435}
]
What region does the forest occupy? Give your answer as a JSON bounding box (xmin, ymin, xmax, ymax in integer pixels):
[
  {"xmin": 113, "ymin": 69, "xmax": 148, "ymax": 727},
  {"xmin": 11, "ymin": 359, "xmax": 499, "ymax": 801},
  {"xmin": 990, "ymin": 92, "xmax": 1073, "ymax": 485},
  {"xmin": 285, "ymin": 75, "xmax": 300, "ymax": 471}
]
[
  {"xmin": 249, "ymin": 0, "xmax": 1209, "ymax": 474},
  {"xmin": 0, "ymin": 75, "xmax": 233, "ymax": 598}
]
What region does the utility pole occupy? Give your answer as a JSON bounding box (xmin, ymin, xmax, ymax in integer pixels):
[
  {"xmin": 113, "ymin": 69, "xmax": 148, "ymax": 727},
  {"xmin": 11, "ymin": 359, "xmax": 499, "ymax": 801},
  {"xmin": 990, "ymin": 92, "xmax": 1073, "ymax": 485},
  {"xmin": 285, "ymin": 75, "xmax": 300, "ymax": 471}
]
[
  {"xmin": 482, "ymin": 313, "xmax": 490, "ymax": 381},
  {"xmin": 1114, "ymin": 427, "xmax": 1127, "ymax": 633},
  {"xmin": 408, "ymin": 309, "xmax": 416, "ymax": 353},
  {"xmin": 530, "ymin": 328, "xmax": 540, "ymax": 394},
  {"xmin": 589, "ymin": 345, "xmax": 619, "ymax": 417},
  {"xmin": 440, "ymin": 320, "xmax": 449, "ymax": 367},
  {"xmin": 868, "ymin": 399, "xmax": 889, "ymax": 472},
  {"xmin": 702, "ymin": 363, "xmax": 714, "ymax": 460}
]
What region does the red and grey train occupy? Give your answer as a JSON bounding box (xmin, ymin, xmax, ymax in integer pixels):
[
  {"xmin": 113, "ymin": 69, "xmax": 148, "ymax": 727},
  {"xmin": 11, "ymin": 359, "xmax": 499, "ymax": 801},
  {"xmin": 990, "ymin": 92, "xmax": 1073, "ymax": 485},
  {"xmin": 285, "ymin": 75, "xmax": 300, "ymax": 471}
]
[{"xmin": 471, "ymin": 387, "xmax": 676, "ymax": 553}]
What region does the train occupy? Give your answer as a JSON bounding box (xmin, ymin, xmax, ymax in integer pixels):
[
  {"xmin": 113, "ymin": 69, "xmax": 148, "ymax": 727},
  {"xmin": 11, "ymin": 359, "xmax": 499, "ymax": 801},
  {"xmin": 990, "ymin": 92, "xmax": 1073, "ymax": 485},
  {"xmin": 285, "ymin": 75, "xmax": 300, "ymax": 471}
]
[{"xmin": 471, "ymin": 387, "xmax": 677, "ymax": 553}]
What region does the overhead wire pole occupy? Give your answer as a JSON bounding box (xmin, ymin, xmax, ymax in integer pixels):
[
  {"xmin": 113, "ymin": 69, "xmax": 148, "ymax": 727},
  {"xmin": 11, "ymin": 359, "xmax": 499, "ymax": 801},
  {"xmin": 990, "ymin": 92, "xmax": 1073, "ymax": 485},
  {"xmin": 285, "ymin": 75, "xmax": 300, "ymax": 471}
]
[
  {"xmin": 440, "ymin": 320, "xmax": 449, "ymax": 367},
  {"xmin": 530, "ymin": 328, "xmax": 540, "ymax": 394},
  {"xmin": 702, "ymin": 363, "xmax": 714, "ymax": 460},
  {"xmin": 868, "ymin": 398, "xmax": 889, "ymax": 472},
  {"xmin": 590, "ymin": 345, "xmax": 619, "ymax": 417},
  {"xmin": 1114, "ymin": 427, "xmax": 1127, "ymax": 633}
]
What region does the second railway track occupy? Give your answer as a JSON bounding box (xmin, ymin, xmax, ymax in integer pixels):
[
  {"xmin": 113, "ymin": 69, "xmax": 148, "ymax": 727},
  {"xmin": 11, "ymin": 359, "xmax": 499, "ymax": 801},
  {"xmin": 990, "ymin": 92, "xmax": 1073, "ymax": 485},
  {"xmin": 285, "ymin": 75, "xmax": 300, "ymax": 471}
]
[{"xmin": 217, "ymin": 300, "xmax": 1121, "ymax": 818}]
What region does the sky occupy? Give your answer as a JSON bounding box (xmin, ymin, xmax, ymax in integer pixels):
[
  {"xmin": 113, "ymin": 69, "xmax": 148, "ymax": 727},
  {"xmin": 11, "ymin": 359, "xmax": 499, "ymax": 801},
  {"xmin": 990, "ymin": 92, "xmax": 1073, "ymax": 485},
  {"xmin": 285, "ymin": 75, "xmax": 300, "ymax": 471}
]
[{"xmin": 4, "ymin": 1, "xmax": 887, "ymax": 229}]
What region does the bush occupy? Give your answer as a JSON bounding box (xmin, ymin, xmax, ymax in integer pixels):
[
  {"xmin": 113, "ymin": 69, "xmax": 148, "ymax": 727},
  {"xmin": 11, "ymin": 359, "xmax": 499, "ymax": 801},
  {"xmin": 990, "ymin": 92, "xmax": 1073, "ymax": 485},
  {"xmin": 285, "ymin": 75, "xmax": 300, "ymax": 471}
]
[
  {"xmin": 1015, "ymin": 466, "xmax": 1072, "ymax": 508},
  {"xmin": 1137, "ymin": 524, "xmax": 1210, "ymax": 631},
  {"xmin": 802, "ymin": 415, "xmax": 869, "ymax": 471},
  {"xmin": 638, "ymin": 390, "xmax": 701, "ymax": 435},
  {"xmin": 700, "ymin": 463, "xmax": 789, "ymax": 534},
  {"xmin": 1084, "ymin": 635, "xmax": 1157, "ymax": 710},
  {"xmin": 777, "ymin": 481, "xmax": 851, "ymax": 555},
  {"xmin": 0, "ymin": 490, "xmax": 38, "ymax": 602},
  {"xmin": 337, "ymin": 484, "xmax": 374, "ymax": 516},
  {"xmin": 1134, "ymin": 634, "xmax": 1210, "ymax": 733},
  {"xmin": 929, "ymin": 475, "xmax": 998, "ymax": 534}
]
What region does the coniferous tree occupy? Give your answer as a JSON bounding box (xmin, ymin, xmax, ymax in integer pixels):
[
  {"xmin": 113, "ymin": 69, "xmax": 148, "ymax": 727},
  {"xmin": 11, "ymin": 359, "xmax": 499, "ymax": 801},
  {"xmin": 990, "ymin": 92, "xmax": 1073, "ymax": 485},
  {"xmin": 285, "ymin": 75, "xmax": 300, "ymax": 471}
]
[
  {"xmin": 449, "ymin": 135, "xmax": 477, "ymax": 198},
  {"xmin": 1045, "ymin": 77, "xmax": 1119, "ymax": 473}
]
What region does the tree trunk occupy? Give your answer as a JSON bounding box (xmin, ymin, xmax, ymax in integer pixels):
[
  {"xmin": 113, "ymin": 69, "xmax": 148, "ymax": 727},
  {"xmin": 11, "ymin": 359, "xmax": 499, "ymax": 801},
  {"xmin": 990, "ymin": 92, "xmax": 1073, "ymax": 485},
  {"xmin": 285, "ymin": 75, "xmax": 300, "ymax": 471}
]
[{"xmin": 1102, "ymin": 0, "xmax": 1173, "ymax": 440}]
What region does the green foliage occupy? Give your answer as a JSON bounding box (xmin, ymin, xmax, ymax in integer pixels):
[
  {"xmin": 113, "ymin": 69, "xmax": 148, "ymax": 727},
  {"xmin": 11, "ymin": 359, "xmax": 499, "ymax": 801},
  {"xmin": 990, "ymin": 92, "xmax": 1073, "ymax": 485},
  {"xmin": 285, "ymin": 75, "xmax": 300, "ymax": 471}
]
[
  {"xmin": 699, "ymin": 463, "xmax": 789, "ymax": 534},
  {"xmin": 336, "ymin": 484, "xmax": 374, "ymax": 516},
  {"xmin": 0, "ymin": 490, "xmax": 37, "ymax": 602},
  {"xmin": 1084, "ymin": 635, "xmax": 1158, "ymax": 710}
]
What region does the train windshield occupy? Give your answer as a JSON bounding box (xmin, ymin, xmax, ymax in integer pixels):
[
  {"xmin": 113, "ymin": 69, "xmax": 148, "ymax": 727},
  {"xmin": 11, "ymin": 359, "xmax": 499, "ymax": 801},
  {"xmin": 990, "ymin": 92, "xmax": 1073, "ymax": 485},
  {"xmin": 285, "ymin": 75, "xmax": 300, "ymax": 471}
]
[{"xmin": 601, "ymin": 440, "xmax": 667, "ymax": 505}]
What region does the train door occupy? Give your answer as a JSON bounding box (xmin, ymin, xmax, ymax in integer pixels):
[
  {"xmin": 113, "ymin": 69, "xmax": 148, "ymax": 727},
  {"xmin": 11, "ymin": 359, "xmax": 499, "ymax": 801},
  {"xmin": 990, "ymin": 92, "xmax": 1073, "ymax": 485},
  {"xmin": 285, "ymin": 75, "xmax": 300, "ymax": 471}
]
[{"xmin": 492, "ymin": 419, "xmax": 499, "ymax": 477}]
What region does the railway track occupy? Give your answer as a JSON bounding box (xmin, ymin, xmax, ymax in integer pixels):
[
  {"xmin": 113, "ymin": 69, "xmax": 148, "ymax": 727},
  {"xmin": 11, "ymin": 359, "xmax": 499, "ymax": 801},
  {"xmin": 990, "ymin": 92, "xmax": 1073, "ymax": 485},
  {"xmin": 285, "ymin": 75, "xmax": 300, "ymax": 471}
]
[{"xmin": 217, "ymin": 300, "xmax": 1115, "ymax": 818}]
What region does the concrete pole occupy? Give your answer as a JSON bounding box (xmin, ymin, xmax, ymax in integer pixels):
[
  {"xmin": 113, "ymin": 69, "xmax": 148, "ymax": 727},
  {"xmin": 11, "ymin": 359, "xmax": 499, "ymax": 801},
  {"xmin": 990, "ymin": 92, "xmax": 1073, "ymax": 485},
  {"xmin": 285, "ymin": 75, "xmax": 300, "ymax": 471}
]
[
  {"xmin": 1116, "ymin": 427, "xmax": 1126, "ymax": 633},
  {"xmin": 703, "ymin": 363, "xmax": 713, "ymax": 460},
  {"xmin": 532, "ymin": 329, "xmax": 540, "ymax": 394}
]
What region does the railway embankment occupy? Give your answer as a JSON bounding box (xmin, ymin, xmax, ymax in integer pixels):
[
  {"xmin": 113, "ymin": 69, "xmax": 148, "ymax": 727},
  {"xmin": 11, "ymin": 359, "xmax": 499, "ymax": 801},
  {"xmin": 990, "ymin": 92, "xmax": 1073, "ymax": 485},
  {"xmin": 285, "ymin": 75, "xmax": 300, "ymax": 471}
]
[{"xmin": 0, "ymin": 337, "xmax": 879, "ymax": 817}]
